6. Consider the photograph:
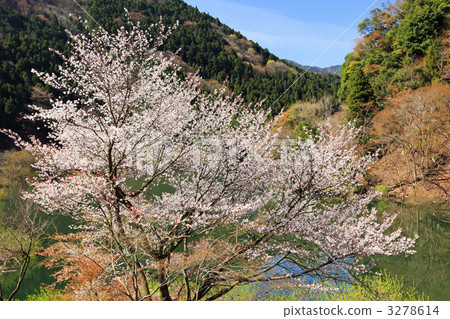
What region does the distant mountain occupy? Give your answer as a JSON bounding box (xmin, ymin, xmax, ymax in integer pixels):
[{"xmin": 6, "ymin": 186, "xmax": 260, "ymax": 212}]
[{"xmin": 286, "ymin": 60, "xmax": 341, "ymax": 75}]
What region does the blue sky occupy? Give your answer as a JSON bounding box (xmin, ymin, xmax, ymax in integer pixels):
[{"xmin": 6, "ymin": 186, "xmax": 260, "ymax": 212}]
[{"xmin": 184, "ymin": 0, "xmax": 382, "ymax": 67}]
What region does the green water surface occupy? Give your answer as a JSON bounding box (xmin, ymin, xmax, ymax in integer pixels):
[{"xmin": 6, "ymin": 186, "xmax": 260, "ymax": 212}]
[{"xmin": 1, "ymin": 195, "xmax": 448, "ymax": 300}]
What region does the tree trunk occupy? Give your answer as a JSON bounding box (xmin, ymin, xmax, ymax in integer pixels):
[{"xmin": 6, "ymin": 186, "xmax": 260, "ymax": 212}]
[
  {"xmin": 7, "ymin": 254, "xmax": 31, "ymax": 301},
  {"xmin": 136, "ymin": 262, "xmax": 151, "ymax": 300},
  {"xmin": 112, "ymin": 206, "xmax": 150, "ymax": 300},
  {"xmin": 157, "ymin": 258, "xmax": 172, "ymax": 301}
]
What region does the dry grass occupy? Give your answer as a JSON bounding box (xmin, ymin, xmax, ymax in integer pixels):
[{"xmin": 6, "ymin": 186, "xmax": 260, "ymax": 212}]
[
  {"xmin": 128, "ymin": 12, "xmax": 146, "ymax": 22},
  {"xmin": 273, "ymin": 96, "xmax": 340, "ymax": 138},
  {"xmin": 265, "ymin": 61, "xmax": 296, "ymax": 74},
  {"xmin": 369, "ymin": 83, "xmax": 450, "ymax": 204},
  {"xmin": 182, "ymin": 21, "xmax": 198, "ymax": 30}
]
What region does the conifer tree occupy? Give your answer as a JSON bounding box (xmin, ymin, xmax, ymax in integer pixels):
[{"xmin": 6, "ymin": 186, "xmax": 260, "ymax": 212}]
[{"xmin": 347, "ymin": 67, "xmax": 376, "ymax": 124}]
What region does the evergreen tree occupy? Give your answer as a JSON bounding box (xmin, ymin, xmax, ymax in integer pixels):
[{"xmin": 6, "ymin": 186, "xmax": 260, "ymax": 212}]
[{"xmin": 347, "ymin": 67, "xmax": 376, "ymax": 123}]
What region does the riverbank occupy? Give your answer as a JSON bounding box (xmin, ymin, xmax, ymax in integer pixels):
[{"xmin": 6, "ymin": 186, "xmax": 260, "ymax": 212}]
[{"xmin": 369, "ymin": 148, "xmax": 449, "ymax": 205}]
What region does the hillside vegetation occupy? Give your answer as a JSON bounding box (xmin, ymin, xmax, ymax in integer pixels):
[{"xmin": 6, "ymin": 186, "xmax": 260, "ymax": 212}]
[
  {"xmin": 338, "ymin": 0, "xmax": 449, "ymax": 203},
  {"xmin": 1, "ymin": 0, "xmax": 448, "ymax": 203},
  {"xmin": 85, "ymin": 0, "xmax": 340, "ymax": 114},
  {"xmin": 0, "ymin": 0, "xmax": 340, "ymax": 149},
  {"xmin": 0, "ymin": 4, "xmax": 70, "ymax": 148}
]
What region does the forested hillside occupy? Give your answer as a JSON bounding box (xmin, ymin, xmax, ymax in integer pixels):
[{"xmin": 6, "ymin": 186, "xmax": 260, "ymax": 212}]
[
  {"xmin": 85, "ymin": 0, "xmax": 340, "ymax": 112},
  {"xmin": 0, "ymin": 0, "xmax": 340, "ymax": 149},
  {"xmin": 0, "ymin": 4, "xmax": 70, "ymax": 147},
  {"xmin": 339, "ymin": 0, "xmax": 449, "ymax": 121},
  {"xmin": 338, "ymin": 0, "xmax": 449, "ymax": 203}
]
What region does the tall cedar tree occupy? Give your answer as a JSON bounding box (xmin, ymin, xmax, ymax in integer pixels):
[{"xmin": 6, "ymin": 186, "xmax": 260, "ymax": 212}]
[{"xmin": 347, "ymin": 67, "xmax": 376, "ymax": 123}]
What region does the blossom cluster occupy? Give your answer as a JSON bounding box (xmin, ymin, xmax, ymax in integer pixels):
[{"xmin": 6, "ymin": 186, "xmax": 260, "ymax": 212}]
[{"xmin": 1, "ymin": 16, "xmax": 416, "ymax": 299}]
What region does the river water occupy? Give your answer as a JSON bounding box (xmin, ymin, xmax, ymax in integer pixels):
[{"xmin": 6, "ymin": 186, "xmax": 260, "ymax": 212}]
[
  {"xmin": 374, "ymin": 201, "xmax": 449, "ymax": 301},
  {"xmin": 1, "ymin": 199, "xmax": 448, "ymax": 300}
]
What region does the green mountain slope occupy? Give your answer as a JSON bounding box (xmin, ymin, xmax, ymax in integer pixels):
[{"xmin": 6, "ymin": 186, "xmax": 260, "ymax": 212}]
[
  {"xmin": 338, "ymin": 0, "xmax": 449, "ymax": 116},
  {"xmin": 337, "ymin": 0, "xmax": 449, "ymax": 202},
  {"xmin": 0, "ymin": 4, "xmax": 70, "ymax": 148},
  {"xmin": 0, "ymin": 0, "xmax": 340, "ymax": 149},
  {"xmin": 84, "ymin": 0, "xmax": 340, "ymax": 113}
]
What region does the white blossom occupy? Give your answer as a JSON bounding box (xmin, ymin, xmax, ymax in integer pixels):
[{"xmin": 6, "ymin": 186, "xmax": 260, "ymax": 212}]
[{"xmin": 0, "ymin": 17, "xmax": 416, "ymax": 300}]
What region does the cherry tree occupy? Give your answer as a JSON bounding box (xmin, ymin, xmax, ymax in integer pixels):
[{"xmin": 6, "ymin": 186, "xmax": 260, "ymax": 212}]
[{"xmin": 1, "ymin": 16, "xmax": 416, "ymax": 301}]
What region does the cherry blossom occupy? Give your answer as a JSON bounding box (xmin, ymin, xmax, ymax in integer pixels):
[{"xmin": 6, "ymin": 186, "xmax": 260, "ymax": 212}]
[{"xmin": 1, "ymin": 16, "xmax": 416, "ymax": 301}]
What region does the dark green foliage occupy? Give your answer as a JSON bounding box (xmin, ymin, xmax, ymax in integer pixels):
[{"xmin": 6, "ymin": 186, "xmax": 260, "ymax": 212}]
[
  {"xmin": 0, "ymin": 0, "xmax": 340, "ymax": 149},
  {"xmin": 346, "ymin": 67, "xmax": 376, "ymax": 123},
  {"xmin": 0, "ymin": 5, "xmax": 69, "ymax": 148},
  {"xmin": 397, "ymin": 0, "xmax": 448, "ymax": 58},
  {"xmin": 83, "ymin": 0, "xmax": 339, "ymax": 115},
  {"xmin": 339, "ymin": 0, "xmax": 449, "ymax": 111},
  {"xmin": 424, "ymin": 39, "xmax": 444, "ymax": 80}
]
